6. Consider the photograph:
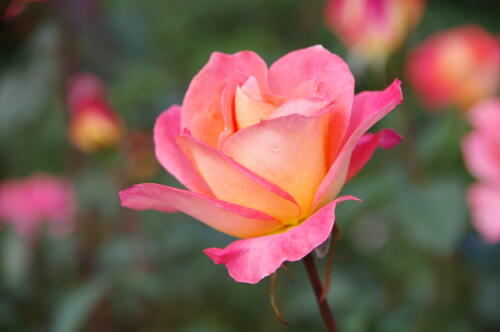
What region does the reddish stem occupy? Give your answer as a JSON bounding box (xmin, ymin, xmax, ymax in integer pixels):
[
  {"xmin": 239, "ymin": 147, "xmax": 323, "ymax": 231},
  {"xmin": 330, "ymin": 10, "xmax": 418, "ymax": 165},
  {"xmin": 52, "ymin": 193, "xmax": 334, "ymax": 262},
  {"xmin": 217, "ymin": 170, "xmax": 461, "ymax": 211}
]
[{"xmin": 302, "ymin": 253, "xmax": 338, "ymax": 332}]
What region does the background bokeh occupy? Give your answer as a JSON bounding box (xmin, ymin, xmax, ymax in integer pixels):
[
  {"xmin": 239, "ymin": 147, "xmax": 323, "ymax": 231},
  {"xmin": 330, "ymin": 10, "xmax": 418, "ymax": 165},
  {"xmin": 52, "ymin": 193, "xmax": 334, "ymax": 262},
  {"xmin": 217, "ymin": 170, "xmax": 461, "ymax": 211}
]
[{"xmin": 1, "ymin": 0, "xmax": 500, "ymax": 331}]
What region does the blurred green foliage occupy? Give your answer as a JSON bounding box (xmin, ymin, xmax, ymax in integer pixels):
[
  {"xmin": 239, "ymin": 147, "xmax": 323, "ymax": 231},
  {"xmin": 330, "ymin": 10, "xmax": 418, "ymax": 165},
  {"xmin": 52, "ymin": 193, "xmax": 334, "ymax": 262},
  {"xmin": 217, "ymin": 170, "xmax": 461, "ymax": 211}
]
[{"xmin": 0, "ymin": 0, "xmax": 499, "ymax": 331}]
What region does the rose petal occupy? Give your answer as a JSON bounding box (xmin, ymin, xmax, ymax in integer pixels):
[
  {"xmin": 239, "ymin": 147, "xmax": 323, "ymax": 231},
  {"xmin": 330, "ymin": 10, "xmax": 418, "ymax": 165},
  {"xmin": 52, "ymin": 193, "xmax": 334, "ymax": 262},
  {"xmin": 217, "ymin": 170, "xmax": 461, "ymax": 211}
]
[
  {"xmin": 269, "ymin": 45, "xmax": 354, "ymax": 161},
  {"xmin": 176, "ymin": 134, "xmax": 301, "ymax": 224},
  {"xmin": 119, "ymin": 183, "xmax": 283, "ymax": 238},
  {"xmin": 234, "ymin": 85, "xmax": 276, "ymax": 129},
  {"xmin": 222, "ymin": 112, "xmax": 328, "ymax": 214},
  {"xmin": 181, "ymin": 51, "xmax": 269, "ymax": 147},
  {"xmin": 468, "ymin": 183, "xmax": 500, "ymax": 244},
  {"xmin": 269, "ymin": 98, "xmax": 328, "ymax": 119},
  {"xmin": 313, "ymin": 79, "xmax": 402, "ymax": 209},
  {"xmin": 154, "ymin": 106, "xmax": 213, "ymax": 196},
  {"xmin": 462, "ymin": 132, "xmax": 500, "ymax": 185},
  {"xmin": 346, "ymin": 129, "xmax": 402, "ymax": 182},
  {"xmin": 240, "ymin": 76, "xmax": 265, "ymax": 100},
  {"xmin": 268, "ymin": 45, "xmax": 354, "ymax": 104},
  {"xmin": 468, "ymin": 99, "xmax": 500, "ymax": 145},
  {"xmin": 204, "ymin": 196, "xmax": 358, "ymax": 284},
  {"xmin": 217, "ymin": 78, "xmax": 239, "ymax": 147}
]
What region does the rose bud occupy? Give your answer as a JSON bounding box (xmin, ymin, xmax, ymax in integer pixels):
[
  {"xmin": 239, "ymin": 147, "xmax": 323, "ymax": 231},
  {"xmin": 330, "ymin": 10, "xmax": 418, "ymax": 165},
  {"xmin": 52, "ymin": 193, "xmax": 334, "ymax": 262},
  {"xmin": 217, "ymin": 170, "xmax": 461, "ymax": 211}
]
[
  {"xmin": 325, "ymin": 0, "xmax": 425, "ymax": 64},
  {"xmin": 67, "ymin": 72, "xmax": 123, "ymax": 153},
  {"xmin": 407, "ymin": 25, "xmax": 500, "ymax": 111}
]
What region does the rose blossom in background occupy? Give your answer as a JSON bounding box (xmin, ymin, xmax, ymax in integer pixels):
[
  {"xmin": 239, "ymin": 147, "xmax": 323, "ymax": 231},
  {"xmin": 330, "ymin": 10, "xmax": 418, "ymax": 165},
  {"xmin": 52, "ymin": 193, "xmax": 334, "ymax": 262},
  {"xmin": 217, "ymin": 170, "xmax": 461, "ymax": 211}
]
[
  {"xmin": 120, "ymin": 45, "xmax": 402, "ymax": 283},
  {"xmin": 67, "ymin": 72, "xmax": 123, "ymax": 153},
  {"xmin": 324, "ymin": 0, "xmax": 425, "ymax": 64},
  {"xmin": 2, "ymin": 0, "xmax": 45, "ymax": 21},
  {"xmin": 0, "ymin": 174, "xmax": 76, "ymax": 238},
  {"xmin": 407, "ymin": 25, "xmax": 500, "ymax": 111},
  {"xmin": 462, "ymin": 99, "xmax": 500, "ymax": 243}
]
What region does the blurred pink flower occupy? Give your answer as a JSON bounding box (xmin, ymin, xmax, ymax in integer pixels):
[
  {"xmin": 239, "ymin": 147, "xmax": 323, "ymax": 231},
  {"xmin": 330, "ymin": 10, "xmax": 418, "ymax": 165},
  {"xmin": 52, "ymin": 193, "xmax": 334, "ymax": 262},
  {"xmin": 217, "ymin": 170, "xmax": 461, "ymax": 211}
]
[
  {"xmin": 0, "ymin": 174, "xmax": 76, "ymax": 238},
  {"xmin": 120, "ymin": 45, "xmax": 402, "ymax": 283},
  {"xmin": 325, "ymin": 0, "xmax": 425, "ymax": 63},
  {"xmin": 467, "ymin": 184, "xmax": 500, "ymax": 244},
  {"xmin": 407, "ymin": 26, "xmax": 500, "ymax": 111},
  {"xmin": 67, "ymin": 73, "xmax": 123, "ymax": 153},
  {"xmin": 462, "ymin": 99, "xmax": 500, "ymax": 243},
  {"xmin": 2, "ymin": 0, "xmax": 44, "ymax": 21}
]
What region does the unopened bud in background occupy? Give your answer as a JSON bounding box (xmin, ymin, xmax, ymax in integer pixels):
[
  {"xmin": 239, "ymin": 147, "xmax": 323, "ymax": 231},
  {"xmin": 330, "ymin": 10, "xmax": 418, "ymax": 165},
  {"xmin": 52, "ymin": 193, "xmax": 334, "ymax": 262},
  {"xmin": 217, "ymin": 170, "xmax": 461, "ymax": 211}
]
[
  {"xmin": 406, "ymin": 25, "xmax": 500, "ymax": 111},
  {"xmin": 325, "ymin": 0, "xmax": 425, "ymax": 65},
  {"xmin": 67, "ymin": 73, "xmax": 123, "ymax": 153}
]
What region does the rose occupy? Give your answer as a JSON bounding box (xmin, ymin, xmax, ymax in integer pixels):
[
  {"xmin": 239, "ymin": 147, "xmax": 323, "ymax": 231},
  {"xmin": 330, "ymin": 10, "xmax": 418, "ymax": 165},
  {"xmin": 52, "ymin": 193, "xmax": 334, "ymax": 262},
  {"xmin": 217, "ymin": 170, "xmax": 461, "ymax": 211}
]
[
  {"xmin": 67, "ymin": 73, "xmax": 123, "ymax": 153},
  {"xmin": 0, "ymin": 174, "xmax": 76, "ymax": 238},
  {"xmin": 407, "ymin": 25, "xmax": 500, "ymax": 111},
  {"xmin": 462, "ymin": 99, "xmax": 500, "ymax": 243},
  {"xmin": 120, "ymin": 45, "xmax": 402, "ymax": 283},
  {"xmin": 324, "ymin": 0, "xmax": 425, "ymax": 64}
]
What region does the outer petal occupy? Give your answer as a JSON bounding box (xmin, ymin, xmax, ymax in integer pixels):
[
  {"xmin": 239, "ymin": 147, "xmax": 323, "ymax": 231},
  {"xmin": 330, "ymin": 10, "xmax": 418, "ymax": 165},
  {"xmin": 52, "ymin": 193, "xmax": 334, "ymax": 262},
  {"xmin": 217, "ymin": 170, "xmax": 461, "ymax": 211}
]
[
  {"xmin": 313, "ymin": 80, "xmax": 402, "ymax": 209},
  {"xmin": 268, "ymin": 45, "xmax": 355, "ymax": 161},
  {"xmin": 268, "ymin": 45, "xmax": 354, "ymax": 104},
  {"xmin": 346, "ymin": 129, "xmax": 402, "ymax": 182},
  {"xmin": 462, "ymin": 132, "xmax": 500, "ymax": 185},
  {"xmin": 154, "ymin": 106, "xmax": 213, "ymax": 196},
  {"xmin": 176, "ymin": 135, "xmax": 301, "ymax": 224},
  {"xmin": 468, "ymin": 184, "xmax": 500, "ymax": 244},
  {"xmin": 204, "ymin": 196, "xmax": 358, "ymax": 284},
  {"xmin": 222, "ymin": 112, "xmax": 328, "ymax": 214},
  {"xmin": 119, "ymin": 183, "xmax": 283, "ymax": 238},
  {"xmin": 181, "ymin": 51, "xmax": 269, "ymax": 147}
]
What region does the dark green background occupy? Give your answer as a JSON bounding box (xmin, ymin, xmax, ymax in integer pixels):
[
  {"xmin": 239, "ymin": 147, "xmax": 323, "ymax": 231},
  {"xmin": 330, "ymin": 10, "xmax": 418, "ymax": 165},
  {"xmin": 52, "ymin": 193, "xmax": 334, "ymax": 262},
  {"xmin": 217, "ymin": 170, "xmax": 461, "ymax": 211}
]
[{"xmin": 0, "ymin": 0, "xmax": 499, "ymax": 331}]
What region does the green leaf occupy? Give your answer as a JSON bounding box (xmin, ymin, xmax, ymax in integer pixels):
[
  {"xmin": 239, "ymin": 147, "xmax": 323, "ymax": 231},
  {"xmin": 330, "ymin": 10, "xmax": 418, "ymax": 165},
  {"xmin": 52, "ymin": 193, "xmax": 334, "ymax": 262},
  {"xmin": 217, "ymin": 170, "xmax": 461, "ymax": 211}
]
[{"xmin": 52, "ymin": 276, "xmax": 110, "ymax": 332}]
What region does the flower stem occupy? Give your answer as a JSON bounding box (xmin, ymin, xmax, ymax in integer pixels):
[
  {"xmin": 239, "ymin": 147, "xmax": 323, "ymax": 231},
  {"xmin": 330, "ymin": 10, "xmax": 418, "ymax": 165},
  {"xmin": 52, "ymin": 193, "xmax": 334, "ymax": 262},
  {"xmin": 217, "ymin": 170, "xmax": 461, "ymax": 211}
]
[{"xmin": 302, "ymin": 253, "xmax": 338, "ymax": 332}]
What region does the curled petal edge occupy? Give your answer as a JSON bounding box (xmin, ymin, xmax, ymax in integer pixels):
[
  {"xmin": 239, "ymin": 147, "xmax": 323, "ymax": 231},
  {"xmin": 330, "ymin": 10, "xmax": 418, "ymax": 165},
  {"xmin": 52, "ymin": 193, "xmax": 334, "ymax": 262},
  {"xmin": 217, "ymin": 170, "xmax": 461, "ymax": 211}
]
[
  {"xmin": 204, "ymin": 195, "xmax": 360, "ymax": 284},
  {"xmin": 346, "ymin": 129, "xmax": 402, "ymax": 182},
  {"xmin": 313, "ymin": 79, "xmax": 402, "ymax": 210},
  {"xmin": 119, "ymin": 183, "xmax": 283, "ymax": 238}
]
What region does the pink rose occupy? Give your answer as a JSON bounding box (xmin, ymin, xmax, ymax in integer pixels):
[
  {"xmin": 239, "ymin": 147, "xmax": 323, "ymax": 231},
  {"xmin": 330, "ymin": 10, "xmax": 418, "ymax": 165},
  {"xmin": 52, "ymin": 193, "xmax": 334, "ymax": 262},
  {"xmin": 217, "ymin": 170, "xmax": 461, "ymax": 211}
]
[
  {"xmin": 0, "ymin": 174, "xmax": 76, "ymax": 238},
  {"xmin": 407, "ymin": 25, "xmax": 500, "ymax": 111},
  {"xmin": 325, "ymin": 0, "xmax": 425, "ymax": 63},
  {"xmin": 120, "ymin": 46, "xmax": 402, "ymax": 283},
  {"xmin": 462, "ymin": 99, "xmax": 500, "ymax": 243},
  {"xmin": 67, "ymin": 73, "xmax": 123, "ymax": 153}
]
